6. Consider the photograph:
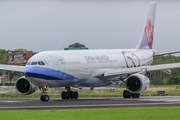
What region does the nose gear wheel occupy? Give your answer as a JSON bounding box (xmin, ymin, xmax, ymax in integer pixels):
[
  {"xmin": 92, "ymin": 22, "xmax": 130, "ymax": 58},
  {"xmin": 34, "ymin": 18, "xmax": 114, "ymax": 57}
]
[{"xmin": 39, "ymin": 86, "xmax": 49, "ymax": 102}]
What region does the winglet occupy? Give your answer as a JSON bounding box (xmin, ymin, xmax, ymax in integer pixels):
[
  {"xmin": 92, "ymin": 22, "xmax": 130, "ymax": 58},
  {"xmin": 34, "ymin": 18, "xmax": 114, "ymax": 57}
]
[{"xmin": 136, "ymin": 2, "xmax": 156, "ymax": 49}]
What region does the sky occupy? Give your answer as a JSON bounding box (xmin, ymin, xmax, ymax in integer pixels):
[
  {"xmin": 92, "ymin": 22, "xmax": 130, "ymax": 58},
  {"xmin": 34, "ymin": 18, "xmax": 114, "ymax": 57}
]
[{"xmin": 0, "ymin": 0, "xmax": 180, "ymax": 53}]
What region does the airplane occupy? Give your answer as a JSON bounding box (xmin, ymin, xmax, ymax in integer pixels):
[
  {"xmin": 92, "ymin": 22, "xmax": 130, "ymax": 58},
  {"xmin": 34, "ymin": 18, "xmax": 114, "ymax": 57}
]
[{"xmin": 1, "ymin": 2, "xmax": 180, "ymax": 102}]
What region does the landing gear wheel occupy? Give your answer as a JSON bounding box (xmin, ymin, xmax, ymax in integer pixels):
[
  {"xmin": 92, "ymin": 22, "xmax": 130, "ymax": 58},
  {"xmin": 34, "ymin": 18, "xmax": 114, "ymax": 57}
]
[
  {"xmin": 40, "ymin": 95, "xmax": 45, "ymax": 101},
  {"xmin": 74, "ymin": 91, "xmax": 78, "ymax": 99},
  {"xmin": 39, "ymin": 86, "xmax": 49, "ymax": 102},
  {"xmin": 65, "ymin": 92, "xmax": 69, "ymax": 99},
  {"xmin": 123, "ymin": 90, "xmax": 131, "ymax": 98},
  {"xmin": 70, "ymin": 91, "xmax": 74, "ymax": 99},
  {"xmin": 132, "ymin": 94, "xmax": 136, "ymax": 98},
  {"xmin": 123, "ymin": 90, "xmax": 140, "ymax": 99},
  {"xmin": 61, "ymin": 87, "xmax": 79, "ymax": 100},
  {"xmin": 40, "ymin": 95, "xmax": 49, "ymax": 102},
  {"xmin": 136, "ymin": 93, "xmax": 140, "ymax": 98},
  {"xmin": 44, "ymin": 95, "xmax": 49, "ymax": 101},
  {"xmin": 61, "ymin": 91, "xmax": 66, "ymax": 99},
  {"xmin": 123, "ymin": 90, "xmax": 127, "ymax": 98},
  {"xmin": 131, "ymin": 93, "xmax": 140, "ymax": 98}
]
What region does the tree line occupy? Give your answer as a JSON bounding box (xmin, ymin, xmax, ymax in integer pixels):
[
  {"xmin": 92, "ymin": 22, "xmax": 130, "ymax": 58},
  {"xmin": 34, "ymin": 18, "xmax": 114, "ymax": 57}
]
[{"xmin": 151, "ymin": 55, "xmax": 180, "ymax": 85}]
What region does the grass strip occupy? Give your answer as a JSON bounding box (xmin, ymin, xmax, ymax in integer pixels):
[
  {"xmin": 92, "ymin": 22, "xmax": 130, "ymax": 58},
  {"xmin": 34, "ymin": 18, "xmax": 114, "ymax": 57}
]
[
  {"xmin": 1, "ymin": 90, "xmax": 180, "ymax": 98},
  {"xmin": 1, "ymin": 84, "xmax": 180, "ymax": 98},
  {"xmin": 0, "ymin": 107, "xmax": 180, "ymax": 120}
]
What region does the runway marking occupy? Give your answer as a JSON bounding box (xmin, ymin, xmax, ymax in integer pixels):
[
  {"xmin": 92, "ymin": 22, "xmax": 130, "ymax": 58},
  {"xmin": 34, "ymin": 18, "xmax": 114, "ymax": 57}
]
[{"xmin": 0, "ymin": 102, "xmax": 180, "ymax": 109}]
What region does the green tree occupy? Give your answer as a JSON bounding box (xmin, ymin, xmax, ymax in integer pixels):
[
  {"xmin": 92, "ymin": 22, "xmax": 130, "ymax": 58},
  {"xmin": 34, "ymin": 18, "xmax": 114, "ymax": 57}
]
[
  {"xmin": 152, "ymin": 54, "xmax": 180, "ymax": 84},
  {"xmin": 0, "ymin": 49, "xmax": 7, "ymax": 64},
  {"xmin": 14, "ymin": 48, "xmax": 27, "ymax": 51}
]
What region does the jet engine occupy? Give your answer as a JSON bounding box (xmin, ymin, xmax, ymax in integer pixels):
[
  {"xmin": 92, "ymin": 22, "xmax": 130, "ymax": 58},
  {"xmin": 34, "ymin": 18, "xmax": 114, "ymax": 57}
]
[
  {"xmin": 15, "ymin": 76, "xmax": 38, "ymax": 95},
  {"xmin": 125, "ymin": 73, "xmax": 150, "ymax": 94}
]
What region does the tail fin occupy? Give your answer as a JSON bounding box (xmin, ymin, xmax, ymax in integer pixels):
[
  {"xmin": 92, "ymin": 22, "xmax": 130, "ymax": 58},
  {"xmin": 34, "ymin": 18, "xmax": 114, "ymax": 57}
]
[{"xmin": 136, "ymin": 2, "xmax": 156, "ymax": 49}]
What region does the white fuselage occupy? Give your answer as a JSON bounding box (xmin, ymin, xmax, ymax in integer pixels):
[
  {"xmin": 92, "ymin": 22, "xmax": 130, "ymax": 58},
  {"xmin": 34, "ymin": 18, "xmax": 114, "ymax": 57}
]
[{"xmin": 24, "ymin": 49, "xmax": 154, "ymax": 88}]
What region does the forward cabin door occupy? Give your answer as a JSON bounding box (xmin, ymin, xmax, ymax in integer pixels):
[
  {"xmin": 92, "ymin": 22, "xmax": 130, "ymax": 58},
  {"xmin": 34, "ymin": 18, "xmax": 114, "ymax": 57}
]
[{"xmin": 50, "ymin": 55, "xmax": 60, "ymax": 71}]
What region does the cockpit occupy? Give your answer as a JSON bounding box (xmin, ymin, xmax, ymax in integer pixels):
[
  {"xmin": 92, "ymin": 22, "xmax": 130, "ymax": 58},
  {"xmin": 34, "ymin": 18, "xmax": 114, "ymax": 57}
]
[{"xmin": 26, "ymin": 61, "xmax": 45, "ymax": 66}]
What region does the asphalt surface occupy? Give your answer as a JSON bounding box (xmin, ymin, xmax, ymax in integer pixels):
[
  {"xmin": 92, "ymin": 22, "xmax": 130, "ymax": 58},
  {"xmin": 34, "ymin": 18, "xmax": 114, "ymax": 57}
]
[{"xmin": 0, "ymin": 96, "xmax": 180, "ymax": 110}]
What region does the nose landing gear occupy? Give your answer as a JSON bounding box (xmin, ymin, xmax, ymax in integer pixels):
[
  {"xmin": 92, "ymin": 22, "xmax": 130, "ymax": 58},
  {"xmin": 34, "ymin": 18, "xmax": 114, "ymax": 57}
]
[
  {"xmin": 39, "ymin": 86, "xmax": 49, "ymax": 102},
  {"xmin": 61, "ymin": 87, "xmax": 78, "ymax": 100}
]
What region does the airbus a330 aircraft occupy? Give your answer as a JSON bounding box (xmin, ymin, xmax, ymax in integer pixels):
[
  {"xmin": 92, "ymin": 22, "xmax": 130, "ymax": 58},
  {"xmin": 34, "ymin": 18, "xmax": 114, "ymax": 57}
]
[{"xmin": 1, "ymin": 2, "xmax": 180, "ymax": 102}]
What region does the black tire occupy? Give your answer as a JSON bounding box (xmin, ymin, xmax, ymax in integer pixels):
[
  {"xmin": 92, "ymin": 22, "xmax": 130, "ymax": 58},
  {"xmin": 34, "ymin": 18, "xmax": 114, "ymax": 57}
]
[
  {"xmin": 65, "ymin": 92, "xmax": 69, "ymax": 99},
  {"xmin": 136, "ymin": 93, "xmax": 140, "ymax": 98},
  {"xmin": 70, "ymin": 91, "xmax": 74, "ymax": 99},
  {"xmin": 123, "ymin": 90, "xmax": 127, "ymax": 98},
  {"xmin": 74, "ymin": 91, "xmax": 78, "ymax": 99},
  {"xmin": 123, "ymin": 90, "xmax": 131, "ymax": 98},
  {"xmin": 127, "ymin": 93, "xmax": 131, "ymax": 98},
  {"xmin": 132, "ymin": 94, "xmax": 136, "ymax": 98},
  {"xmin": 44, "ymin": 95, "xmax": 49, "ymax": 102},
  {"xmin": 61, "ymin": 91, "xmax": 66, "ymax": 99},
  {"xmin": 40, "ymin": 95, "xmax": 45, "ymax": 101}
]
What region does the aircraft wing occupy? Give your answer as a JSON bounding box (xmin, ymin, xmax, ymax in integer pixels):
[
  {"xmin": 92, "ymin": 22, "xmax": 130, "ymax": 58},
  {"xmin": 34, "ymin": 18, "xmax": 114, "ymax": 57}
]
[
  {"xmin": 0, "ymin": 65, "xmax": 25, "ymax": 72},
  {"xmin": 154, "ymin": 50, "xmax": 180, "ymax": 56},
  {"xmin": 92, "ymin": 63, "xmax": 180, "ymax": 79}
]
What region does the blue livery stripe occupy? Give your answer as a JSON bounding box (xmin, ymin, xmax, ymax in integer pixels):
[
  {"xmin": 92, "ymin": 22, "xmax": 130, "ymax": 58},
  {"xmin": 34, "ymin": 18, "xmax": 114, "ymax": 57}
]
[{"xmin": 24, "ymin": 66, "xmax": 76, "ymax": 80}]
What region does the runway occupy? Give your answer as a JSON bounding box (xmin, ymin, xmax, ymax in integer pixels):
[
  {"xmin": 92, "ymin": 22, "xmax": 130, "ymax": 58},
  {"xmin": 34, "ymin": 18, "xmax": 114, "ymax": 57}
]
[{"xmin": 0, "ymin": 96, "xmax": 180, "ymax": 110}]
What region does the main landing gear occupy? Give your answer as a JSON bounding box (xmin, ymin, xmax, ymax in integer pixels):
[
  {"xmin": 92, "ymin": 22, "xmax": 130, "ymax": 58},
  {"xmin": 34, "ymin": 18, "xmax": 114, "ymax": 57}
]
[
  {"xmin": 39, "ymin": 86, "xmax": 50, "ymax": 102},
  {"xmin": 123, "ymin": 90, "xmax": 140, "ymax": 98},
  {"xmin": 61, "ymin": 87, "xmax": 78, "ymax": 99}
]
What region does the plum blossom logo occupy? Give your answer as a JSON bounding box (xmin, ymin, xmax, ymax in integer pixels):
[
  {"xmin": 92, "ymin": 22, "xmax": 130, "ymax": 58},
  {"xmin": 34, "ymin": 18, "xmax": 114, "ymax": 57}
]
[{"xmin": 145, "ymin": 19, "xmax": 154, "ymax": 46}]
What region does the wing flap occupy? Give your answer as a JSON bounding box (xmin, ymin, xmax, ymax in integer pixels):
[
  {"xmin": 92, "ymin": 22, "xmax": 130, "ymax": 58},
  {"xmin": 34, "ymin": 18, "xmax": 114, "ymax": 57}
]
[
  {"xmin": 104, "ymin": 68, "xmax": 141, "ymax": 77},
  {"xmin": 93, "ymin": 63, "xmax": 180, "ymax": 79}
]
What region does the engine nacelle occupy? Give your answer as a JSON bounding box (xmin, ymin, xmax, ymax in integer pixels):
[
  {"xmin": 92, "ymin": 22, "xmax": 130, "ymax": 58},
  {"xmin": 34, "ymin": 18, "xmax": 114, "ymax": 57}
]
[
  {"xmin": 125, "ymin": 73, "xmax": 150, "ymax": 94},
  {"xmin": 15, "ymin": 76, "xmax": 38, "ymax": 95}
]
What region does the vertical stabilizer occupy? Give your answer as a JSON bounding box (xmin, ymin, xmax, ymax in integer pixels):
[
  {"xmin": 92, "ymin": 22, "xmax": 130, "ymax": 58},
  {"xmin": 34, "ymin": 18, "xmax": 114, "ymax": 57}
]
[{"xmin": 136, "ymin": 2, "xmax": 156, "ymax": 49}]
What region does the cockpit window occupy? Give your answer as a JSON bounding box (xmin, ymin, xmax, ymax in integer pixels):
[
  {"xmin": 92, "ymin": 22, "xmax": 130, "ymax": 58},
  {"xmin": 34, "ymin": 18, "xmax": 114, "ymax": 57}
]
[
  {"xmin": 38, "ymin": 61, "xmax": 42, "ymax": 65},
  {"xmin": 31, "ymin": 62, "xmax": 37, "ymax": 65},
  {"xmin": 38, "ymin": 61, "xmax": 45, "ymax": 65},
  {"xmin": 27, "ymin": 61, "xmax": 45, "ymax": 66},
  {"xmin": 26, "ymin": 62, "xmax": 31, "ymax": 65},
  {"xmin": 41, "ymin": 61, "xmax": 45, "ymax": 65}
]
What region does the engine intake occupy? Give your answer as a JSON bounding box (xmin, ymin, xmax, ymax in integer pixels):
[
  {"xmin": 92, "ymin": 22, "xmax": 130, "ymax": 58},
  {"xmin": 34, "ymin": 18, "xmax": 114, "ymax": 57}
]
[
  {"xmin": 125, "ymin": 74, "xmax": 150, "ymax": 93},
  {"xmin": 15, "ymin": 76, "xmax": 38, "ymax": 95}
]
